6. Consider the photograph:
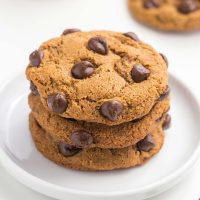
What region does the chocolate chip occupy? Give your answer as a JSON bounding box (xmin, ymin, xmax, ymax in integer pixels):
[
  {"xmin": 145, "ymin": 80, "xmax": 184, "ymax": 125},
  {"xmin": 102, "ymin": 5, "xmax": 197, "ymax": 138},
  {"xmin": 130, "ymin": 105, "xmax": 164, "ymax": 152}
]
[
  {"xmin": 47, "ymin": 93, "xmax": 68, "ymax": 113},
  {"xmin": 58, "ymin": 142, "xmax": 80, "ymax": 157},
  {"xmin": 100, "ymin": 100, "xmax": 123, "ymax": 121},
  {"xmin": 29, "ymin": 50, "xmax": 44, "ymax": 67},
  {"xmin": 162, "ymin": 114, "xmax": 171, "ymax": 130},
  {"xmin": 88, "ymin": 37, "xmax": 108, "ymax": 55},
  {"xmin": 62, "ymin": 28, "xmax": 81, "ymax": 35},
  {"xmin": 159, "ymin": 86, "xmax": 170, "ymax": 101},
  {"xmin": 160, "ymin": 53, "xmax": 168, "ymax": 67},
  {"xmin": 30, "ymin": 81, "xmax": 39, "ymax": 95},
  {"xmin": 178, "ymin": 0, "xmax": 197, "ymax": 14},
  {"xmin": 71, "ymin": 61, "xmax": 94, "ymax": 79},
  {"xmin": 123, "ymin": 32, "xmax": 140, "ymax": 41},
  {"xmin": 131, "ymin": 64, "xmax": 150, "ymax": 83},
  {"xmin": 144, "ymin": 0, "xmax": 160, "ymax": 8},
  {"xmin": 70, "ymin": 130, "xmax": 93, "ymax": 148},
  {"xmin": 137, "ymin": 134, "xmax": 155, "ymax": 152}
]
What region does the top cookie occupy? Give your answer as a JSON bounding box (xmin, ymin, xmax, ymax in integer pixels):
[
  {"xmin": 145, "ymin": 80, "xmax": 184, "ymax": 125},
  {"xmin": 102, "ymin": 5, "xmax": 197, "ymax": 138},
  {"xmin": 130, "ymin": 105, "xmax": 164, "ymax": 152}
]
[
  {"xmin": 26, "ymin": 30, "xmax": 168, "ymax": 125},
  {"xmin": 129, "ymin": 0, "xmax": 200, "ymax": 31}
]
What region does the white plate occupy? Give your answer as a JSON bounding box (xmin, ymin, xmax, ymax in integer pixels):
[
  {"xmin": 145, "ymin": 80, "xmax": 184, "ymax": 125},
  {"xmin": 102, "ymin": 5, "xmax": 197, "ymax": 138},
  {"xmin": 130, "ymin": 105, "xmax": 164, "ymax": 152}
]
[{"xmin": 0, "ymin": 73, "xmax": 199, "ymax": 200}]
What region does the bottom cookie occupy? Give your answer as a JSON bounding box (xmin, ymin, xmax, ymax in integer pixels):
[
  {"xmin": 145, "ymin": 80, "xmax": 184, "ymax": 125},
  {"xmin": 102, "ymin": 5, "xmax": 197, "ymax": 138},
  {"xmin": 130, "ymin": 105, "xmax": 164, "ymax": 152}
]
[{"xmin": 29, "ymin": 114, "xmax": 165, "ymax": 171}]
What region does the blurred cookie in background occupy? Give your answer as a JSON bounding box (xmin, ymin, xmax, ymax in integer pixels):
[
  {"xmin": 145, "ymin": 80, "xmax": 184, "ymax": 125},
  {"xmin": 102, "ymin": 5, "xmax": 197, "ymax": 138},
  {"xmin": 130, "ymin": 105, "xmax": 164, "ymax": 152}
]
[{"xmin": 128, "ymin": 0, "xmax": 200, "ymax": 31}]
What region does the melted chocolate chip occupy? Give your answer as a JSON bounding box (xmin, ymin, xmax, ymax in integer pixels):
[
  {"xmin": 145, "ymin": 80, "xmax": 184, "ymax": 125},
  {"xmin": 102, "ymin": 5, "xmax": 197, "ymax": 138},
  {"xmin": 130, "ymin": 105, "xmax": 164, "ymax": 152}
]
[
  {"xmin": 71, "ymin": 61, "xmax": 94, "ymax": 79},
  {"xmin": 62, "ymin": 28, "xmax": 81, "ymax": 35},
  {"xmin": 137, "ymin": 134, "xmax": 155, "ymax": 152},
  {"xmin": 88, "ymin": 37, "xmax": 108, "ymax": 55},
  {"xmin": 30, "ymin": 81, "xmax": 39, "ymax": 95},
  {"xmin": 144, "ymin": 0, "xmax": 160, "ymax": 8},
  {"xmin": 123, "ymin": 32, "xmax": 140, "ymax": 41},
  {"xmin": 162, "ymin": 114, "xmax": 171, "ymax": 130},
  {"xmin": 100, "ymin": 100, "xmax": 123, "ymax": 121},
  {"xmin": 159, "ymin": 86, "xmax": 170, "ymax": 101},
  {"xmin": 58, "ymin": 142, "xmax": 80, "ymax": 157},
  {"xmin": 47, "ymin": 93, "xmax": 68, "ymax": 113},
  {"xmin": 29, "ymin": 50, "xmax": 44, "ymax": 67},
  {"xmin": 160, "ymin": 53, "xmax": 168, "ymax": 67},
  {"xmin": 131, "ymin": 64, "xmax": 150, "ymax": 83},
  {"xmin": 178, "ymin": 0, "xmax": 197, "ymax": 14},
  {"xmin": 70, "ymin": 130, "xmax": 93, "ymax": 148}
]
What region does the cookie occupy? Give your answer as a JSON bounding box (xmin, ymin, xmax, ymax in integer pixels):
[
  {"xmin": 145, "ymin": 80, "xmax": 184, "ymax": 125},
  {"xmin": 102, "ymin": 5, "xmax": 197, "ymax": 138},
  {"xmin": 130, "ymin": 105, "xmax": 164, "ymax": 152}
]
[
  {"xmin": 26, "ymin": 30, "xmax": 168, "ymax": 125},
  {"xmin": 29, "ymin": 93, "xmax": 170, "ymax": 148},
  {"xmin": 129, "ymin": 0, "xmax": 200, "ymax": 31},
  {"xmin": 29, "ymin": 114, "xmax": 164, "ymax": 171}
]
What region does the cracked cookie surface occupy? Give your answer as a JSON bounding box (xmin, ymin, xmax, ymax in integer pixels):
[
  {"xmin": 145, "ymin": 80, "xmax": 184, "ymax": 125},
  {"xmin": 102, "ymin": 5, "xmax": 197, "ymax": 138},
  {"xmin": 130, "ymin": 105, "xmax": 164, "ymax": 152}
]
[
  {"xmin": 29, "ymin": 114, "xmax": 164, "ymax": 171},
  {"xmin": 29, "ymin": 93, "xmax": 170, "ymax": 148},
  {"xmin": 26, "ymin": 30, "xmax": 168, "ymax": 125},
  {"xmin": 129, "ymin": 0, "xmax": 200, "ymax": 31}
]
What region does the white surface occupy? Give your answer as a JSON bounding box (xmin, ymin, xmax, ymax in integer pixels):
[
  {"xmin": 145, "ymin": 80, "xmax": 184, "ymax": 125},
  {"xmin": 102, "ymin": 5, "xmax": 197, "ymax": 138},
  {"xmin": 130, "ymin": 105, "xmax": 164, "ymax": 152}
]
[
  {"xmin": 0, "ymin": 0, "xmax": 200, "ymax": 199},
  {"xmin": 0, "ymin": 74, "xmax": 200, "ymax": 200}
]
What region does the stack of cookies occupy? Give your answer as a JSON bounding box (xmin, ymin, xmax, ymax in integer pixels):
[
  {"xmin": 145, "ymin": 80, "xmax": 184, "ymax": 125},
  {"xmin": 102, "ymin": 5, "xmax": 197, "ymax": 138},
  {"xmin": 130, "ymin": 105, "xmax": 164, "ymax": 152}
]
[{"xmin": 26, "ymin": 30, "xmax": 171, "ymax": 171}]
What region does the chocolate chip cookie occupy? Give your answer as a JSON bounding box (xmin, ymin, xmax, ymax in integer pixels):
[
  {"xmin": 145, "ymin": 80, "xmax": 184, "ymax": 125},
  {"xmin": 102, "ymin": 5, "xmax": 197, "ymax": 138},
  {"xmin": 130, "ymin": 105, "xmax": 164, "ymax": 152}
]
[
  {"xmin": 29, "ymin": 93, "xmax": 170, "ymax": 148},
  {"xmin": 29, "ymin": 114, "xmax": 165, "ymax": 171},
  {"xmin": 26, "ymin": 30, "xmax": 168, "ymax": 125},
  {"xmin": 129, "ymin": 0, "xmax": 200, "ymax": 31}
]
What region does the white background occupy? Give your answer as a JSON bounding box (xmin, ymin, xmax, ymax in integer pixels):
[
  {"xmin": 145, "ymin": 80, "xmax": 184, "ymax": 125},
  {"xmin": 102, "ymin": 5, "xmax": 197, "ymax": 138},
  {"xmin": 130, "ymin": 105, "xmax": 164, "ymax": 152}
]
[{"xmin": 0, "ymin": 0, "xmax": 200, "ymax": 199}]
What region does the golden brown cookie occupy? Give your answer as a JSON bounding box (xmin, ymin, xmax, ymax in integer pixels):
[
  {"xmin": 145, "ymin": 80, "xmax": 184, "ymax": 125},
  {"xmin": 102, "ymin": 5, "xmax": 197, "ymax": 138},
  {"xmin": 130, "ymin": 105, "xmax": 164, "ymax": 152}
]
[
  {"xmin": 29, "ymin": 93, "xmax": 170, "ymax": 148},
  {"xmin": 29, "ymin": 114, "xmax": 165, "ymax": 171},
  {"xmin": 26, "ymin": 30, "xmax": 168, "ymax": 125},
  {"xmin": 129, "ymin": 0, "xmax": 200, "ymax": 31}
]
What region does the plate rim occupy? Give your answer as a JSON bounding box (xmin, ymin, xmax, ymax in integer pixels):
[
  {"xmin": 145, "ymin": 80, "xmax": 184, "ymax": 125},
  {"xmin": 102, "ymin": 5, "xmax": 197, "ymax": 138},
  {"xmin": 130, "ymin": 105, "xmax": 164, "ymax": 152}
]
[{"xmin": 0, "ymin": 72, "xmax": 200, "ymax": 198}]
